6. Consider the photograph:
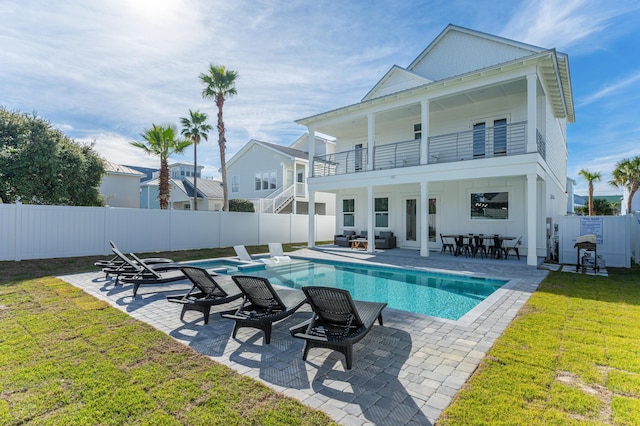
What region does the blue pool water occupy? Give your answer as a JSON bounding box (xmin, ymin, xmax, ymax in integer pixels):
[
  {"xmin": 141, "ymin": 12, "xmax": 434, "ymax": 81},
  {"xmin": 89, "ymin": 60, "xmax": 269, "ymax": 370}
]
[{"xmin": 190, "ymin": 258, "xmax": 507, "ymax": 320}]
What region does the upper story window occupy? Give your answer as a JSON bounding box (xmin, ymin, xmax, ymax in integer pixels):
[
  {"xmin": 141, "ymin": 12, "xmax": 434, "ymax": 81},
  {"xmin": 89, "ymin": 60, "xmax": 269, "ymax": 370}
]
[
  {"xmin": 472, "ymin": 117, "xmax": 508, "ymax": 158},
  {"xmin": 414, "ymin": 123, "xmax": 422, "ymax": 140},
  {"xmin": 231, "ymin": 175, "xmax": 239, "ymax": 193},
  {"xmin": 470, "ymin": 192, "xmax": 509, "ymax": 220}
]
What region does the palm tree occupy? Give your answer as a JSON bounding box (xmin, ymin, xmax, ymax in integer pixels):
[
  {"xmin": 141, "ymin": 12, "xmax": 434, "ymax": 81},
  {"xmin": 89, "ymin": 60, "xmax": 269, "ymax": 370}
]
[
  {"xmin": 131, "ymin": 124, "xmax": 191, "ymax": 210},
  {"xmin": 199, "ymin": 64, "xmax": 238, "ymax": 212},
  {"xmin": 578, "ymin": 169, "xmax": 601, "ymax": 216},
  {"xmin": 180, "ymin": 110, "xmax": 212, "ymax": 211},
  {"xmin": 610, "ymin": 155, "xmax": 640, "ymax": 214}
]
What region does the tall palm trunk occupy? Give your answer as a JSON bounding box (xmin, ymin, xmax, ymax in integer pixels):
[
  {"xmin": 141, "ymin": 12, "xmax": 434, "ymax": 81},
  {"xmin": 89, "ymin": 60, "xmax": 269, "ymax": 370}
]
[
  {"xmin": 588, "ymin": 182, "xmax": 594, "ymax": 216},
  {"xmin": 216, "ymin": 93, "xmax": 229, "ymax": 212},
  {"xmin": 159, "ymin": 158, "xmax": 169, "ymax": 210},
  {"xmin": 193, "ymin": 144, "xmax": 198, "ymax": 210},
  {"xmin": 627, "ymin": 183, "xmax": 638, "ymax": 214}
]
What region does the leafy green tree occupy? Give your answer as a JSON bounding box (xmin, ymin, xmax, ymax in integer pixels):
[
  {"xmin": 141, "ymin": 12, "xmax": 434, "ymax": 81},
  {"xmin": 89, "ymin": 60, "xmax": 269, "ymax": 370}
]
[
  {"xmin": 180, "ymin": 110, "xmax": 212, "ymax": 211},
  {"xmin": 200, "ymin": 64, "xmax": 238, "ymax": 212},
  {"xmin": 578, "ymin": 198, "xmax": 613, "ymax": 216},
  {"xmin": 0, "ymin": 107, "xmax": 104, "ymax": 205},
  {"xmin": 610, "ymin": 155, "xmax": 640, "ymax": 214},
  {"xmin": 131, "ymin": 124, "xmax": 191, "ymax": 210},
  {"xmin": 578, "ymin": 169, "xmax": 601, "ymax": 216},
  {"xmin": 229, "ymin": 198, "xmax": 255, "ymax": 212}
]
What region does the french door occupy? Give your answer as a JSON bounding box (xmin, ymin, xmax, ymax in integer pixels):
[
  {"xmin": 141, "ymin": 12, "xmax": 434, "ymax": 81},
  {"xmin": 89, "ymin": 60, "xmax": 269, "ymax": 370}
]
[{"xmin": 403, "ymin": 197, "xmax": 438, "ymax": 249}]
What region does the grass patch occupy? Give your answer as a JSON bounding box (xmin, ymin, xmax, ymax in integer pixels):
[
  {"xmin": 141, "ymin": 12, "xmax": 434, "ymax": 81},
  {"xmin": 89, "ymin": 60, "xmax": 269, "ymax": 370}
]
[
  {"xmin": 0, "ymin": 245, "xmax": 335, "ymax": 425},
  {"xmin": 438, "ymin": 264, "xmax": 640, "ymax": 425}
]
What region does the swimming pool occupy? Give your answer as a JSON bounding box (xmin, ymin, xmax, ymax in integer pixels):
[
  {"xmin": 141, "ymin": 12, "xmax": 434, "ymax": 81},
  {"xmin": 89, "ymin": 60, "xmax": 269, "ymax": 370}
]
[{"xmin": 190, "ymin": 258, "xmax": 506, "ymax": 320}]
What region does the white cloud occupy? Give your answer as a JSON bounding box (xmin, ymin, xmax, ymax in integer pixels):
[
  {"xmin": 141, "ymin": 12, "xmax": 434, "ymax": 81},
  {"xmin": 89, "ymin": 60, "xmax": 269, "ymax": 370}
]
[
  {"xmin": 578, "ymin": 71, "xmax": 640, "ymax": 107},
  {"xmin": 501, "ymin": 0, "xmax": 637, "ymax": 50}
]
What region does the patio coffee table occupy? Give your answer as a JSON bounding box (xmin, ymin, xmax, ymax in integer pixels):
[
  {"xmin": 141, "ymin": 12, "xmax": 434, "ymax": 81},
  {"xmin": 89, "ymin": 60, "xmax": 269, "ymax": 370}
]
[{"xmin": 350, "ymin": 238, "xmax": 368, "ymax": 250}]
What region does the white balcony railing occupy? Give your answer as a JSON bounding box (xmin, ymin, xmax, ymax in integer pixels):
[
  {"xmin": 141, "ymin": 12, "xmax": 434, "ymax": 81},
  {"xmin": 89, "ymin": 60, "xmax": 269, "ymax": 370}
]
[{"xmin": 312, "ymin": 121, "xmax": 541, "ymax": 177}]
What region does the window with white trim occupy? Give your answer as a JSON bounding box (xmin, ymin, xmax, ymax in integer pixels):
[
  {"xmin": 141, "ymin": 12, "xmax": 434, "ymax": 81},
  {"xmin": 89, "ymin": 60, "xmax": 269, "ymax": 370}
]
[
  {"xmin": 343, "ymin": 199, "xmax": 355, "ymax": 227},
  {"xmin": 255, "ymin": 169, "xmax": 276, "ymax": 191},
  {"xmin": 375, "ymin": 197, "xmax": 389, "ymax": 227},
  {"xmin": 231, "ymin": 175, "xmax": 239, "ymax": 193}
]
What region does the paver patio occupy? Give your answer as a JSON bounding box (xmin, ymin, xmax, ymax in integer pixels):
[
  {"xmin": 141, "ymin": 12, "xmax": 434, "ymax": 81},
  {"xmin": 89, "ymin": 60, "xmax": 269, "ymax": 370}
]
[{"xmin": 59, "ymin": 247, "xmax": 548, "ymax": 425}]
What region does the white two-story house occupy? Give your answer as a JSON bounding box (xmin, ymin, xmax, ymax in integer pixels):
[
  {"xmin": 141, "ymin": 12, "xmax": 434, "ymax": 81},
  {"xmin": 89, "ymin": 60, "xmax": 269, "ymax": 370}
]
[
  {"xmin": 298, "ymin": 24, "xmax": 575, "ymax": 266},
  {"xmin": 226, "ymin": 134, "xmax": 336, "ymax": 215}
]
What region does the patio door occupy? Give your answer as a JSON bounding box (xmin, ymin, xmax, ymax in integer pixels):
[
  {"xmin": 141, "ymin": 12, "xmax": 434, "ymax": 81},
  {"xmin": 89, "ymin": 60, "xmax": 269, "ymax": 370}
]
[
  {"xmin": 403, "ymin": 197, "xmax": 438, "ymax": 250},
  {"xmin": 403, "ymin": 198, "xmax": 420, "ymax": 248}
]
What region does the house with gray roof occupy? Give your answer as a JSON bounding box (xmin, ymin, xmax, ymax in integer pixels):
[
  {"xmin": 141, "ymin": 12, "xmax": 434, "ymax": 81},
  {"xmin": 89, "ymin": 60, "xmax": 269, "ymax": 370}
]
[
  {"xmin": 140, "ymin": 161, "xmax": 224, "ymax": 210},
  {"xmin": 226, "ymin": 134, "xmax": 336, "ymax": 214}
]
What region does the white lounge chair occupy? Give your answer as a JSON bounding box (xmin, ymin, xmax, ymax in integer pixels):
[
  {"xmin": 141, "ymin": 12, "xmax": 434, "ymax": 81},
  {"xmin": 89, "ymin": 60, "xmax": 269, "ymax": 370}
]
[
  {"xmin": 233, "ymin": 245, "xmax": 253, "ymax": 262},
  {"xmin": 262, "ymin": 243, "xmax": 291, "ymax": 265}
]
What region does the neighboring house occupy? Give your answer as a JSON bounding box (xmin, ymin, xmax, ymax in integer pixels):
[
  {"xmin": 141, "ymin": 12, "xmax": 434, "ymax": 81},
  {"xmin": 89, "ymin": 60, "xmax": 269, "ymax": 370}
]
[
  {"xmin": 99, "ymin": 160, "xmax": 144, "ymax": 208},
  {"xmin": 226, "ymin": 134, "xmax": 336, "ymax": 215},
  {"xmin": 139, "ymin": 161, "xmax": 224, "ymax": 210},
  {"xmin": 573, "ymin": 194, "xmax": 585, "ymax": 213},
  {"xmin": 566, "ymin": 178, "xmax": 576, "ymax": 215},
  {"xmin": 297, "ymin": 24, "xmax": 575, "ymax": 266}
]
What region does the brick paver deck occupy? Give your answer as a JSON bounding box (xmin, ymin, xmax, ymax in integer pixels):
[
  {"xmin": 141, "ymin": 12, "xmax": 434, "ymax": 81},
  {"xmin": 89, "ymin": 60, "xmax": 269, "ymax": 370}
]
[{"xmin": 59, "ymin": 247, "xmax": 548, "ymax": 425}]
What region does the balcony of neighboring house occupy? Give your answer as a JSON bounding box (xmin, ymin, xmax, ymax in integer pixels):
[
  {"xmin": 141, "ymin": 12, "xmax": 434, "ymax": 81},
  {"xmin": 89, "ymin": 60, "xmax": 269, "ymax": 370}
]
[{"xmin": 312, "ymin": 121, "xmax": 546, "ymax": 177}]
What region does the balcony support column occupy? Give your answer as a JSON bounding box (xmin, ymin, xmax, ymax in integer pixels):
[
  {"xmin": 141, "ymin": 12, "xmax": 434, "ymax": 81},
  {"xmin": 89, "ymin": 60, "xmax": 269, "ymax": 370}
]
[
  {"xmin": 420, "ymin": 100, "xmax": 429, "ymax": 165},
  {"xmin": 420, "ymin": 181, "xmax": 429, "ymax": 257},
  {"xmin": 307, "ymin": 127, "xmax": 316, "ymax": 248},
  {"xmin": 367, "ymin": 185, "xmax": 375, "ymax": 253},
  {"xmin": 527, "ymin": 73, "xmax": 538, "ymax": 154},
  {"xmin": 526, "ymin": 173, "xmax": 537, "ymax": 266},
  {"xmin": 367, "ymin": 113, "xmax": 375, "ymax": 171}
]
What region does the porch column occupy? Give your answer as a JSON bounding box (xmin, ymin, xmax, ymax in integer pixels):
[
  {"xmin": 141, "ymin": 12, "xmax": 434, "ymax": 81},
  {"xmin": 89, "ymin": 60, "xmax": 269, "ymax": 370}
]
[
  {"xmin": 367, "ymin": 113, "xmax": 375, "ymax": 171},
  {"xmin": 367, "ymin": 185, "xmax": 375, "ymax": 253},
  {"xmin": 420, "ymin": 100, "xmax": 429, "ymax": 165},
  {"xmin": 526, "ymin": 173, "xmax": 537, "ymax": 266},
  {"xmin": 307, "ymin": 127, "xmax": 316, "ymax": 248},
  {"xmin": 526, "ymin": 73, "xmax": 538, "ymax": 154},
  {"xmin": 420, "ymin": 181, "xmax": 429, "ymax": 257}
]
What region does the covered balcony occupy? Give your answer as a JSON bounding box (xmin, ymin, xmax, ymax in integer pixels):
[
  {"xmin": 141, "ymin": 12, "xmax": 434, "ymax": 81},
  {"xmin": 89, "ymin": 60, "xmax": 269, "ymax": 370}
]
[{"xmin": 312, "ymin": 121, "xmax": 546, "ymax": 177}]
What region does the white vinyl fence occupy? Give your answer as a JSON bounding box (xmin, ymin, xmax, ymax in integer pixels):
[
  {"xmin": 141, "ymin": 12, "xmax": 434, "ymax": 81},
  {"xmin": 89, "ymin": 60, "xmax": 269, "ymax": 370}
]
[
  {"xmin": 0, "ymin": 203, "xmax": 336, "ymax": 261},
  {"xmin": 633, "ymin": 213, "xmax": 640, "ymax": 265},
  {"xmin": 558, "ymin": 214, "xmax": 637, "ymax": 268}
]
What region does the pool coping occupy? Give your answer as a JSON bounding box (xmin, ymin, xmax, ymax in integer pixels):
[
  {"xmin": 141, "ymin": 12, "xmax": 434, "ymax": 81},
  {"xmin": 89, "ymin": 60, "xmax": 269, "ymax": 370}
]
[{"xmin": 59, "ymin": 247, "xmax": 548, "ymax": 425}]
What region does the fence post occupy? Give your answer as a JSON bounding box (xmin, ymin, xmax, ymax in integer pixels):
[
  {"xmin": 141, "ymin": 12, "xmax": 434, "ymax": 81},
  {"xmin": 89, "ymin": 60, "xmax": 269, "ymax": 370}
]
[{"xmin": 14, "ymin": 201, "xmax": 22, "ymax": 261}]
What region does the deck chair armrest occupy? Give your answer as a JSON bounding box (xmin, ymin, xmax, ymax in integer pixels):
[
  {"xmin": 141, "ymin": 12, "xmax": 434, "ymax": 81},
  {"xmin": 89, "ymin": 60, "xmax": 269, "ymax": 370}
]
[
  {"xmin": 292, "ymin": 332, "xmax": 328, "ymax": 342},
  {"xmin": 289, "ymin": 318, "xmax": 313, "ymax": 336},
  {"xmin": 220, "ymin": 313, "xmax": 247, "ymax": 321}
]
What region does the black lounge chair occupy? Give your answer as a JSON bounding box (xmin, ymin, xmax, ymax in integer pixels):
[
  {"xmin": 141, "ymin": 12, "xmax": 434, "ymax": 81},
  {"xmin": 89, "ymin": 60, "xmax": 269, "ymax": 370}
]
[
  {"xmin": 221, "ymin": 275, "xmax": 307, "ymax": 344},
  {"xmin": 290, "ymin": 286, "xmax": 386, "ymax": 370},
  {"xmin": 101, "ymin": 246, "xmax": 177, "ymax": 282},
  {"xmin": 118, "ymin": 253, "xmax": 185, "ymax": 297},
  {"xmin": 94, "ymin": 240, "xmax": 173, "ymax": 269},
  {"xmin": 166, "ymin": 266, "xmax": 242, "ymax": 324}
]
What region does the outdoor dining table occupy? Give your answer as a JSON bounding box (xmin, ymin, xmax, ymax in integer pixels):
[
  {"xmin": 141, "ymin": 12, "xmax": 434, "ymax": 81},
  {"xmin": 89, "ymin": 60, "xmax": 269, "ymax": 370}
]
[{"xmin": 442, "ymin": 234, "xmax": 515, "ymax": 258}]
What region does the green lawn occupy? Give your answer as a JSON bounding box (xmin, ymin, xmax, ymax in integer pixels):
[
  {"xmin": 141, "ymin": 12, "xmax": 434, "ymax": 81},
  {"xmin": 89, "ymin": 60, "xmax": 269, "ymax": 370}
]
[
  {"xmin": 2, "ymin": 248, "xmax": 639, "ymax": 425},
  {"xmin": 439, "ymin": 265, "xmax": 640, "ymax": 425},
  {"xmin": 0, "ymin": 245, "xmax": 336, "ymax": 425}
]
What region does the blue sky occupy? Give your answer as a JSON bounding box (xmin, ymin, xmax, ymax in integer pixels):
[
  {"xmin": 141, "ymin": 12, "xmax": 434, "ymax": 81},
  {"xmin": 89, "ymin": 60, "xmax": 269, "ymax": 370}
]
[{"xmin": 1, "ymin": 0, "xmax": 639, "ymax": 195}]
